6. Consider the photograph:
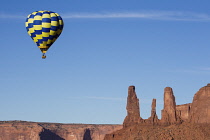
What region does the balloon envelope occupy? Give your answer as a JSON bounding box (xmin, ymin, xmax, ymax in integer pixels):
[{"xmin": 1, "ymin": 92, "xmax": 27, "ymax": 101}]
[{"xmin": 25, "ymin": 10, "xmax": 64, "ymax": 57}]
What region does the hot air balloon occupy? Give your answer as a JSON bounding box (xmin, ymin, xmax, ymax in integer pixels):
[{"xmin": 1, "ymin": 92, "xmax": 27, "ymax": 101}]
[{"xmin": 25, "ymin": 10, "xmax": 64, "ymax": 59}]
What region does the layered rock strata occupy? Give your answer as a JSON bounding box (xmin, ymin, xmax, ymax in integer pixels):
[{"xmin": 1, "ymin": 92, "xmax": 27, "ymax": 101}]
[
  {"xmin": 0, "ymin": 122, "xmax": 42, "ymax": 140},
  {"xmin": 0, "ymin": 121, "xmax": 122, "ymax": 140}
]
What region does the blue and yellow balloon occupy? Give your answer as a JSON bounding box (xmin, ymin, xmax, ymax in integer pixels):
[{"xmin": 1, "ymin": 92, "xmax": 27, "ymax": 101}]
[{"xmin": 25, "ymin": 10, "xmax": 64, "ymax": 59}]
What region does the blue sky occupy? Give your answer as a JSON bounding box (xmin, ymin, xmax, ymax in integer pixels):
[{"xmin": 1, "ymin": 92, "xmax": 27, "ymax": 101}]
[{"xmin": 0, "ymin": 0, "xmax": 210, "ymax": 124}]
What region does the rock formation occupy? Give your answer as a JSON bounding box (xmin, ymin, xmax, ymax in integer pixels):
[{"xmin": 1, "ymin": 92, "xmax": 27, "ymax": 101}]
[
  {"xmin": 147, "ymin": 98, "xmax": 159, "ymax": 124},
  {"xmin": 189, "ymin": 83, "xmax": 210, "ymax": 123},
  {"xmin": 0, "ymin": 121, "xmax": 43, "ymax": 140},
  {"xmin": 40, "ymin": 123, "xmax": 122, "ymax": 140},
  {"xmin": 104, "ymin": 84, "xmax": 210, "ymax": 140},
  {"xmin": 3, "ymin": 84, "xmax": 210, "ymax": 140},
  {"xmin": 0, "ymin": 121, "xmax": 122, "ymax": 140},
  {"xmin": 123, "ymin": 86, "xmax": 142, "ymax": 128},
  {"xmin": 161, "ymin": 87, "xmax": 180, "ymax": 125},
  {"xmin": 176, "ymin": 103, "xmax": 191, "ymax": 122}
]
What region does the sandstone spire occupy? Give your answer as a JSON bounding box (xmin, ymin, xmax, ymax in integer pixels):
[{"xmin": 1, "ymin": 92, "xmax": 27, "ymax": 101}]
[
  {"xmin": 148, "ymin": 98, "xmax": 159, "ymax": 124},
  {"xmin": 189, "ymin": 83, "xmax": 210, "ymax": 123},
  {"xmin": 161, "ymin": 87, "xmax": 179, "ymax": 124},
  {"xmin": 123, "ymin": 86, "xmax": 141, "ymax": 128}
]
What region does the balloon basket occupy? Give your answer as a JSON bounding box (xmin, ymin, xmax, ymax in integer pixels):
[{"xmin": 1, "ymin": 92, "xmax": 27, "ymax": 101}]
[{"xmin": 42, "ymin": 54, "xmax": 46, "ymax": 59}]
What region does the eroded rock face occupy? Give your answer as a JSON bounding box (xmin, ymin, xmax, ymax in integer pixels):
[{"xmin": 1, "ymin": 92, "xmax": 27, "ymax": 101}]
[
  {"xmin": 43, "ymin": 124, "xmax": 122, "ymax": 140},
  {"xmin": 190, "ymin": 84, "xmax": 210, "ymax": 123},
  {"xmin": 0, "ymin": 121, "xmax": 43, "ymax": 140},
  {"xmin": 123, "ymin": 86, "xmax": 142, "ymax": 128},
  {"xmin": 0, "ymin": 121, "xmax": 122, "ymax": 140},
  {"xmin": 176, "ymin": 103, "xmax": 191, "ymax": 122}
]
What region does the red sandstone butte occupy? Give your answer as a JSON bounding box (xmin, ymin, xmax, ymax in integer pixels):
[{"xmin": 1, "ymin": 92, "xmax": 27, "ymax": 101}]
[{"xmin": 189, "ymin": 83, "xmax": 210, "ymax": 123}]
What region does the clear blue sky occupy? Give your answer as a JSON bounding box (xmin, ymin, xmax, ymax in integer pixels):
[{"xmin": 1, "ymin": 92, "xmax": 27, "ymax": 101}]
[{"xmin": 1, "ymin": 0, "xmax": 210, "ymax": 124}]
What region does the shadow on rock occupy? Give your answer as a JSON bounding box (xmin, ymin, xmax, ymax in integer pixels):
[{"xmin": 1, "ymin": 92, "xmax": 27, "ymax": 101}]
[
  {"xmin": 40, "ymin": 128, "xmax": 65, "ymax": 140},
  {"xmin": 83, "ymin": 128, "xmax": 92, "ymax": 140}
]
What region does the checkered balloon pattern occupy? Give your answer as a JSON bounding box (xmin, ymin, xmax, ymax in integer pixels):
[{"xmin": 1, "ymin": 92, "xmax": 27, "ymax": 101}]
[{"xmin": 25, "ymin": 10, "xmax": 64, "ymax": 54}]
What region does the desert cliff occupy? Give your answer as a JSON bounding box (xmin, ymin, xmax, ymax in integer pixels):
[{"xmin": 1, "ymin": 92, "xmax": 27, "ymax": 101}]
[{"xmin": 0, "ymin": 121, "xmax": 122, "ymax": 140}]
